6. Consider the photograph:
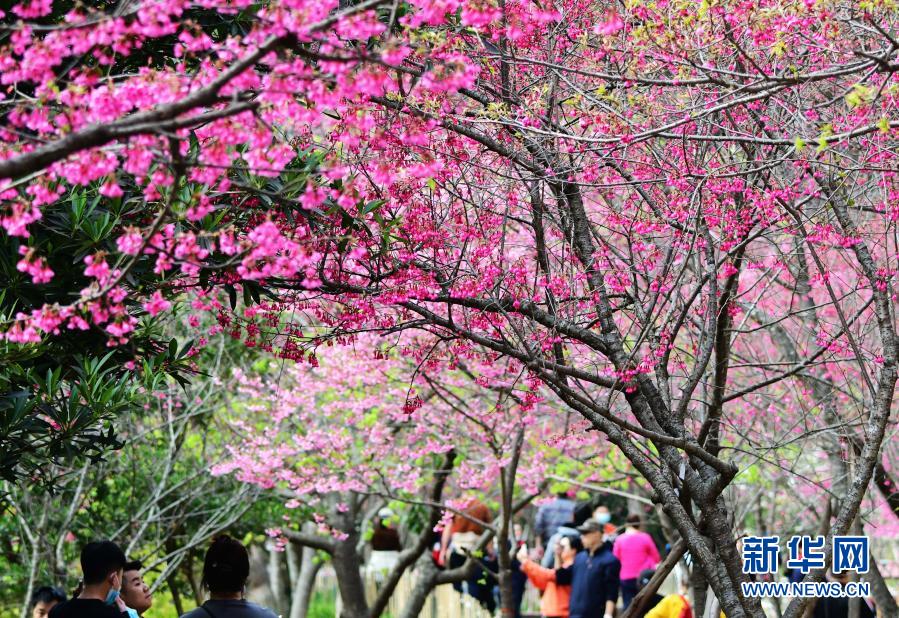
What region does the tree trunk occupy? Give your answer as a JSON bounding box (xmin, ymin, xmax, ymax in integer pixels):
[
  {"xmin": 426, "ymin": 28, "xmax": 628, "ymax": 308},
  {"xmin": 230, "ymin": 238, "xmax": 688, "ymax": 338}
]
[
  {"xmin": 168, "ymin": 575, "xmax": 185, "ymax": 616},
  {"xmin": 862, "ymin": 553, "xmax": 897, "ymax": 617},
  {"xmin": 691, "ymin": 562, "xmax": 708, "ymax": 616},
  {"xmin": 497, "ymin": 549, "xmax": 514, "ymax": 617},
  {"xmin": 20, "ymin": 541, "xmax": 39, "ymax": 618},
  {"xmin": 332, "ymin": 537, "xmax": 368, "ymax": 618},
  {"xmin": 286, "ymin": 541, "xmax": 300, "ymax": 587},
  {"xmin": 267, "ymin": 542, "xmax": 288, "ymax": 616},
  {"xmin": 184, "ymin": 550, "xmax": 202, "ymax": 606},
  {"xmin": 289, "ymin": 542, "xmax": 322, "ymax": 618},
  {"xmin": 16, "ymin": 494, "xmax": 48, "ymax": 618},
  {"xmin": 397, "ymin": 556, "xmax": 439, "ymax": 618},
  {"xmin": 623, "ymin": 539, "xmax": 687, "ymax": 618},
  {"xmin": 497, "ymin": 428, "xmax": 524, "ymax": 617}
]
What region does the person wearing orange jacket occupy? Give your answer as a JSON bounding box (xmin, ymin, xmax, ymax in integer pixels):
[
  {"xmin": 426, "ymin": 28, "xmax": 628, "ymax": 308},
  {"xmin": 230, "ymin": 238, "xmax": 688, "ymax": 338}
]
[{"xmin": 516, "ymin": 535, "xmax": 582, "ymax": 618}]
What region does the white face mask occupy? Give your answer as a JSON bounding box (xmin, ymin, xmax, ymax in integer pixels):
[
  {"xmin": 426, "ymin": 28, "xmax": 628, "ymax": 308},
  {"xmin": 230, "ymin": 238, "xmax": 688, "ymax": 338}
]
[{"xmin": 595, "ymin": 512, "xmax": 611, "ymax": 524}]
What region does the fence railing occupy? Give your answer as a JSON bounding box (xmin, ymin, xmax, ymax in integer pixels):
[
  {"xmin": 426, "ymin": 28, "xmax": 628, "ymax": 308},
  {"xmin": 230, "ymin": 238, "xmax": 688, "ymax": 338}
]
[{"xmin": 317, "ymin": 568, "xmax": 510, "ymax": 618}]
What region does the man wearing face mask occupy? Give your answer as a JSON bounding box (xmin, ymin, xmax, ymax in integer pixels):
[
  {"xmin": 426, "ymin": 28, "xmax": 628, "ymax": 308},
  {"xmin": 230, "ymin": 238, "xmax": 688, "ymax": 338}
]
[
  {"xmin": 593, "ymin": 505, "xmax": 617, "ymax": 539},
  {"xmin": 50, "ymin": 541, "xmax": 130, "ymax": 618}
]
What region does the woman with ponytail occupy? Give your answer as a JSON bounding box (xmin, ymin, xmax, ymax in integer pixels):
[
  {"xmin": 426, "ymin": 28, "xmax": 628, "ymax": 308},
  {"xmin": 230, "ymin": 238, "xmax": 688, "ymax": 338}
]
[{"xmin": 180, "ymin": 535, "xmax": 277, "ymax": 618}]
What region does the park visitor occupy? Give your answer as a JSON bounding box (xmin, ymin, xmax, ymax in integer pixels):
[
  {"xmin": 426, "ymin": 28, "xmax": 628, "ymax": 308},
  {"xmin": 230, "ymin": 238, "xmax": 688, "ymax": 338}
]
[
  {"xmin": 120, "ymin": 560, "xmax": 153, "ymax": 617},
  {"xmin": 367, "ymin": 507, "xmax": 403, "ymax": 581},
  {"xmin": 486, "ymin": 537, "xmax": 527, "ymax": 617},
  {"xmin": 631, "ymin": 569, "xmax": 666, "ymax": 617},
  {"xmin": 438, "ymin": 498, "xmax": 496, "ymax": 610},
  {"xmin": 30, "ymin": 586, "xmax": 66, "ymax": 618},
  {"xmin": 555, "ymin": 519, "xmax": 620, "ymax": 618},
  {"xmin": 613, "ymin": 513, "xmax": 661, "ymax": 608},
  {"xmin": 438, "ymin": 498, "xmax": 491, "ymax": 568},
  {"xmin": 368, "ymin": 508, "xmax": 402, "ymax": 564},
  {"xmin": 535, "ymin": 491, "xmax": 576, "ymax": 564},
  {"xmin": 593, "ymin": 504, "xmax": 618, "ymax": 538},
  {"xmin": 811, "ymin": 570, "xmax": 875, "ymax": 618},
  {"xmin": 541, "ymin": 523, "xmax": 581, "ymax": 568},
  {"xmin": 517, "ymin": 534, "xmax": 582, "ymax": 618},
  {"xmin": 633, "ymin": 569, "xmax": 693, "ymax": 618},
  {"xmin": 49, "ymin": 541, "xmax": 130, "ymax": 618},
  {"xmin": 180, "ymin": 535, "xmax": 278, "ymax": 618}
]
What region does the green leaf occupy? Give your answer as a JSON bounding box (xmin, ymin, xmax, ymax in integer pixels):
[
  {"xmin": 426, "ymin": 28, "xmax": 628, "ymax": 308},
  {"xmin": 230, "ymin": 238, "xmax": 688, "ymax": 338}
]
[
  {"xmin": 815, "ymin": 124, "xmax": 833, "ymax": 154},
  {"xmin": 361, "ymin": 199, "xmax": 385, "ymax": 216},
  {"xmin": 845, "ymin": 83, "xmax": 873, "ymax": 109}
]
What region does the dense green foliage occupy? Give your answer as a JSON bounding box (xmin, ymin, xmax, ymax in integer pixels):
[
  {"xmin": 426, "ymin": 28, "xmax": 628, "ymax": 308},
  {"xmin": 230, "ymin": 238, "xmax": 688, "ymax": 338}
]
[
  {"xmin": 0, "ymin": 327, "xmax": 287, "ymax": 616},
  {"xmin": 0, "ymin": 183, "xmax": 202, "ymax": 488}
]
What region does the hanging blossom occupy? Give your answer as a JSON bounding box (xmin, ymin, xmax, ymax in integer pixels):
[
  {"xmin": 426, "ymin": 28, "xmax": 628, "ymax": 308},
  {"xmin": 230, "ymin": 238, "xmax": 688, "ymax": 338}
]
[{"xmin": 16, "ymin": 246, "xmax": 54, "ymax": 284}]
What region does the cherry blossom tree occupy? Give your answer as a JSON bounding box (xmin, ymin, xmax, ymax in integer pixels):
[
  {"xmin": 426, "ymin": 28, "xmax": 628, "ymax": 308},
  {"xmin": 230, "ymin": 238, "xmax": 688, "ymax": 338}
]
[
  {"xmin": 3, "ymin": 1, "xmax": 899, "ymax": 617},
  {"xmin": 213, "ymin": 335, "xmax": 602, "ymax": 617}
]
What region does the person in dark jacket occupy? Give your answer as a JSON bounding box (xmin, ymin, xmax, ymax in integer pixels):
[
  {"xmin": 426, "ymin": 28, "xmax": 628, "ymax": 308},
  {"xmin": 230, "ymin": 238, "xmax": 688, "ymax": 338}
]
[
  {"xmin": 812, "ymin": 571, "xmax": 875, "ymax": 618},
  {"xmin": 49, "ymin": 541, "xmax": 130, "ymax": 618},
  {"xmin": 555, "ymin": 519, "xmax": 620, "ymax": 618}
]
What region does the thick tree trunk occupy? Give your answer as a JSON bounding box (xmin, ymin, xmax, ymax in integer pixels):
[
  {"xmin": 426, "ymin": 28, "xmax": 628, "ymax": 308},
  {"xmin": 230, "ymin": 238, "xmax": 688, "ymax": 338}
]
[
  {"xmin": 691, "ymin": 562, "xmax": 708, "ymax": 616},
  {"xmin": 497, "ymin": 550, "xmax": 515, "ymax": 617},
  {"xmin": 332, "ymin": 537, "xmax": 369, "ymax": 618},
  {"xmin": 497, "ymin": 428, "xmax": 524, "ymax": 617},
  {"xmin": 397, "ymin": 555, "xmax": 439, "ymax": 618},
  {"xmin": 553, "ymin": 180, "xmax": 762, "ymax": 618}
]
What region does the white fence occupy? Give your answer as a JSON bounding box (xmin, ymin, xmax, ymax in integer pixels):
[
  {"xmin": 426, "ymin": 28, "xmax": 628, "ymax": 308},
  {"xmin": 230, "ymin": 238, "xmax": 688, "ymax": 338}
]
[{"xmin": 316, "ymin": 569, "xmax": 523, "ymax": 618}]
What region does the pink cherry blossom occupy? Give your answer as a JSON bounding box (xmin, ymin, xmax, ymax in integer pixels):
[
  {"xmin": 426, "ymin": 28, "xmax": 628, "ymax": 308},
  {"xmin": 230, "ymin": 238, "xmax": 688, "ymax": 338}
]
[
  {"xmin": 16, "ymin": 246, "xmax": 54, "ymax": 284},
  {"xmin": 143, "ymin": 291, "xmax": 172, "ymax": 316}
]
